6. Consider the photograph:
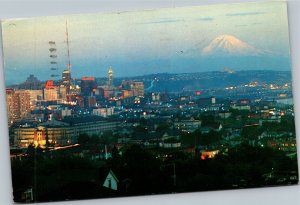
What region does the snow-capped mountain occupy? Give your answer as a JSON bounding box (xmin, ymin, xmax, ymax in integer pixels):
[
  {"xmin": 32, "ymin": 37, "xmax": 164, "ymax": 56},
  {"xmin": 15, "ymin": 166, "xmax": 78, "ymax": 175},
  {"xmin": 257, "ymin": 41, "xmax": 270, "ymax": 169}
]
[{"xmin": 201, "ymin": 34, "xmax": 263, "ymax": 56}]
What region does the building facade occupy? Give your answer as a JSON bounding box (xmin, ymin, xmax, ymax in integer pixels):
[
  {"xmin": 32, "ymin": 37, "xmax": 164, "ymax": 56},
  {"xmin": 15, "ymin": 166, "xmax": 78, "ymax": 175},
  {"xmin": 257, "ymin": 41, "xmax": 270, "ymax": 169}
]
[
  {"xmin": 121, "ymin": 80, "xmax": 144, "ymax": 98},
  {"xmin": 12, "ymin": 117, "xmax": 121, "ymax": 148},
  {"xmin": 6, "ymin": 89, "xmax": 31, "ymax": 125}
]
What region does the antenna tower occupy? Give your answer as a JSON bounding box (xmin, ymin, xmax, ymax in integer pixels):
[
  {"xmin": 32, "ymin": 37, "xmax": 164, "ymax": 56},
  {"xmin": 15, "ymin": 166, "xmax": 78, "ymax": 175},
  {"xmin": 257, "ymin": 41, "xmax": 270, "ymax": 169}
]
[
  {"xmin": 49, "ymin": 41, "xmax": 59, "ymax": 79},
  {"xmin": 65, "ymin": 20, "xmax": 71, "ymax": 72}
]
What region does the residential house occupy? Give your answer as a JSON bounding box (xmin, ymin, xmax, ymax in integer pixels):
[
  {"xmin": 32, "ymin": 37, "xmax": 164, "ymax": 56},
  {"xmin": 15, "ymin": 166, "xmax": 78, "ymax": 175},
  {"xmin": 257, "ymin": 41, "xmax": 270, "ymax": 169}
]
[{"xmin": 103, "ymin": 170, "xmax": 119, "ymax": 191}]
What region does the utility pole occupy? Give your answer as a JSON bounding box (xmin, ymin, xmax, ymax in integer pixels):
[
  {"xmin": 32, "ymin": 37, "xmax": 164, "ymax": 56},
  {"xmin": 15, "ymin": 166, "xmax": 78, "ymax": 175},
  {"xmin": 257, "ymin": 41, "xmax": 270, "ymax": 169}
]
[
  {"xmin": 161, "ymin": 163, "xmax": 177, "ymax": 188},
  {"xmin": 173, "ymin": 163, "xmax": 176, "ymax": 187}
]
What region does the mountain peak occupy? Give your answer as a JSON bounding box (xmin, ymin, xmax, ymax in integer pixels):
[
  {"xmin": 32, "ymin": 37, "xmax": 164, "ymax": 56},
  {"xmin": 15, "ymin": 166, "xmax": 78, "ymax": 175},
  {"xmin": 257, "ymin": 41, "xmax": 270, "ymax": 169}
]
[{"xmin": 202, "ymin": 34, "xmax": 262, "ymax": 56}]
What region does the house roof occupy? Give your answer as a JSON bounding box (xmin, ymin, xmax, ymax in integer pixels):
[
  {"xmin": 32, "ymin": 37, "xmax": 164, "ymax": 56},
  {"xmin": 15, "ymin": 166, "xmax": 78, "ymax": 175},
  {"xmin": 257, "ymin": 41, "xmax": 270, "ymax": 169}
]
[
  {"xmin": 39, "ymin": 120, "xmax": 70, "ymax": 127},
  {"xmin": 132, "ymin": 129, "xmax": 171, "ymax": 140},
  {"xmin": 223, "ymin": 123, "xmax": 243, "ymax": 129},
  {"xmin": 99, "ymin": 168, "xmax": 119, "ymax": 183},
  {"xmin": 202, "ymin": 122, "xmax": 222, "ymax": 130},
  {"xmin": 107, "ymin": 170, "xmax": 119, "ymax": 183},
  {"xmin": 163, "ymin": 129, "xmax": 181, "ymax": 137},
  {"xmin": 62, "ymin": 116, "xmax": 106, "ymax": 124}
]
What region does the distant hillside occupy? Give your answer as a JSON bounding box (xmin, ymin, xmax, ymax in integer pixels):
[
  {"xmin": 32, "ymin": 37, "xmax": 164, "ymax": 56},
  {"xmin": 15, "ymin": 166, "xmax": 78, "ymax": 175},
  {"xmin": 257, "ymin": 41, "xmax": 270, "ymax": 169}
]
[
  {"xmin": 112, "ymin": 70, "xmax": 292, "ymax": 93},
  {"xmin": 12, "ymin": 70, "xmax": 290, "ymax": 93}
]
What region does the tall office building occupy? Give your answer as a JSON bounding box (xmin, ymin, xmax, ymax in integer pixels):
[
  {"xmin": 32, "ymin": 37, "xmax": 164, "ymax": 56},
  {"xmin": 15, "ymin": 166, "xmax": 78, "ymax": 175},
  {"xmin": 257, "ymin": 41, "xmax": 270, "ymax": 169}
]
[
  {"xmin": 108, "ymin": 66, "xmax": 113, "ymax": 87},
  {"xmin": 131, "ymin": 81, "xmax": 144, "ymax": 97},
  {"xmin": 121, "ymin": 80, "xmax": 145, "ymax": 98},
  {"xmin": 6, "ymin": 89, "xmax": 31, "ymax": 124},
  {"xmin": 43, "ymin": 80, "xmax": 59, "ymax": 101},
  {"xmin": 18, "ymin": 74, "xmax": 42, "ymax": 90},
  {"xmin": 62, "ymin": 70, "xmax": 71, "ymax": 94},
  {"xmin": 26, "ymin": 90, "xmax": 43, "ymax": 109},
  {"xmin": 81, "ymin": 77, "xmax": 97, "ymax": 96},
  {"xmin": 59, "ymin": 85, "xmax": 67, "ymax": 102}
]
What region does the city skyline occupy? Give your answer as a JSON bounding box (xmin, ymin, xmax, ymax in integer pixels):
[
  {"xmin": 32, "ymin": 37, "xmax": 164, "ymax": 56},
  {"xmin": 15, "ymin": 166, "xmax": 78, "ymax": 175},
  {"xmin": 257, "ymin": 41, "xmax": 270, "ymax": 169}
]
[
  {"xmin": 3, "ymin": 2, "xmax": 297, "ymax": 202},
  {"xmin": 2, "ymin": 1, "xmax": 292, "ymax": 85}
]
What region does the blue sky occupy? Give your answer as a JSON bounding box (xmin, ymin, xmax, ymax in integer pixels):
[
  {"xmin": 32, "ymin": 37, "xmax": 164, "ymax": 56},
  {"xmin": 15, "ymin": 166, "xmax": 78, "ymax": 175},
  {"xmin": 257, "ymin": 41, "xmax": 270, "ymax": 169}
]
[{"xmin": 1, "ymin": 1, "xmax": 292, "ymax": 85}]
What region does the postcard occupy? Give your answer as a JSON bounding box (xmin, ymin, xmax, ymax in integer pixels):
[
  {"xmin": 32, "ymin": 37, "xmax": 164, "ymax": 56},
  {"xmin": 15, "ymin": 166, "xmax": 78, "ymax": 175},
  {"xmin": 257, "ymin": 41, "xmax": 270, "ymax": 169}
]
[{"xmin": 1, "ymin": 1, "xmax": 298, "ymax": 203}]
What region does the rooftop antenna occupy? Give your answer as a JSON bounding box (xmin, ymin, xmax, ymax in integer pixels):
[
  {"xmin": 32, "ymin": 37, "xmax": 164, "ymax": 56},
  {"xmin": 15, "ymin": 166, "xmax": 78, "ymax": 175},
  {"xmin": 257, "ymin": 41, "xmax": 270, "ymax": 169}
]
[
  {"xmin": 48, "ymin": 41, "xmax": 59, "ymax": 79},
  {"xmin": 63, "ymin": 20, "xmax": 74, "ymax": 97},
  {"xmin": 65, "ymin": 20, "xmax": 71, "ymax": 72}
]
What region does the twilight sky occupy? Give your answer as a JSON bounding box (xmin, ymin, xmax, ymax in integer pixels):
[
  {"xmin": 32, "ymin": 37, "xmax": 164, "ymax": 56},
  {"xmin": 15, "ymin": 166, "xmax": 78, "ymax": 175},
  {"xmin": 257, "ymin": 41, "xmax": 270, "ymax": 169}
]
[{"xmin": 1, "ymin": 1, "xmax": 292, "ymax": 85}]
